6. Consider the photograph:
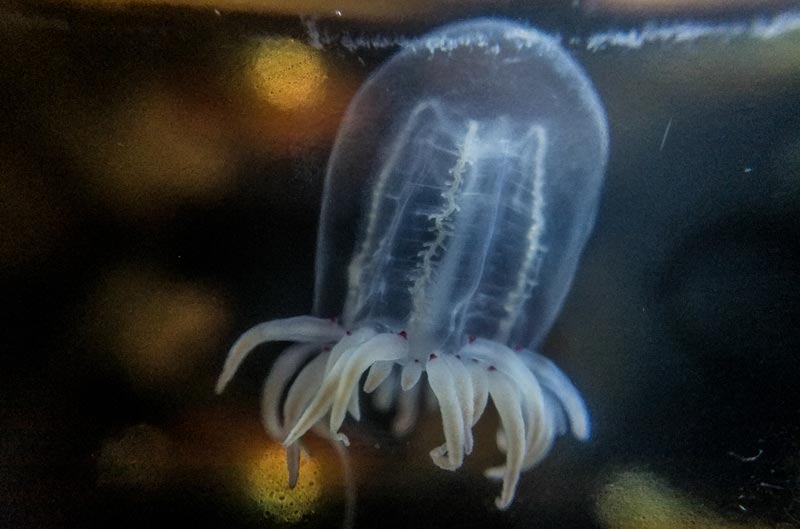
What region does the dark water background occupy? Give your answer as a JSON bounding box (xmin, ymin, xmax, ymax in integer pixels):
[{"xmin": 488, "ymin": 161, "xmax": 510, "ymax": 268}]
[{"xmin": 1, "ymin": 2, "xmax": 799, "ymax": 528}]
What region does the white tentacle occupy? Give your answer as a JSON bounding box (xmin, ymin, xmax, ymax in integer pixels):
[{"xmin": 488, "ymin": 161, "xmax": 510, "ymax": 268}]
[
  {"xmin": 261, "ymin": 342, "xmax": 320, "ymax": 439},
  {"xmin": 282, "ymin": 352, "xmax": 330, "ymax": 487},
  {"xmin": 485, "ymin": 367, "xmax": 525, "ymax": 510},
  {"xmin": 521, "ymin": 348, "xmax": 590, "ymax": 440},
  {"xmin": 283, "ymin": 329, "xmax": 375, "ymax": 446},
  {"xmin": 392, "ymin": 382, "xmax": 421, "ymax": 436},
  {"xmin": 372, "ymin": 370, "xmax": 399, "ymax": 412},
  {"xmin": 221, "ymin": 314, "xmax": 589, "ymax": 512},
  {"xmin": 426, "ymin": 354, "xmax": 466, "ymax": 470},
  {"xmin": 329, "ymin": 333, "xmax": 408, "ymax": 437},
  {"xmin": 216, "ymin": 316, "xmax": 343, "ymax": 394}
]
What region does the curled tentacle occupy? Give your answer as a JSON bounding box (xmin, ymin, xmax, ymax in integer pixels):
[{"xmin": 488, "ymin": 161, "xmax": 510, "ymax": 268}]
[
  {"xmin": 223, "ymin": 319, "xmax": 589, "ymax": 512},
  {"xmin": 426, "ymin": 354, "xmax": 466, "ymax": 470},
  {"xmin": 216, "ymin": 316, "xmax": 343, "ymax": 394},
  {"xmin": 541, "ymin": 388, "xmax": 569, "ymax": 436},
  {"xmin": 448, "ymin": 356, "xmax": 476, "ymax": 455},
  {"xmin": 464, "ymin": 340, "xmax": 552, "ymax": 471},
  {"xmin": 261, "ymin": 342, "xmax": 320, "ymax": 440},
  {"xmin": 521, "ymin": 349, "xmax": 591, "ymax": 440}
]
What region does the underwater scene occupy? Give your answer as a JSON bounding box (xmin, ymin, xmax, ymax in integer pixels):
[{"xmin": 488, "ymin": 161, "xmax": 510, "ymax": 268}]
[{"xmin": 1, "ymin": 1, "xmax": 799, "ymax": 528}]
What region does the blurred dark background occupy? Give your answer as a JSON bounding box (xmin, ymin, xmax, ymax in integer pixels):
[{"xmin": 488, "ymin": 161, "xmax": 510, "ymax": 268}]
[{"xmin": 1, "ymin": 1, "xmax": 799, "ymax": 528}]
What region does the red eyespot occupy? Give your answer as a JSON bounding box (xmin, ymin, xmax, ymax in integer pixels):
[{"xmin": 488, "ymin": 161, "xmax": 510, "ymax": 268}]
[
  {"xmin": 398, "ymin": 330, "xmax": 407, "ymax": 339},
  {"xmin": 429, "ymin": 353, "xmax": 438, "ymax": 360},
  {"xmin": 468, "ymin": 336, "xmax": 476, "ymax": 344}
]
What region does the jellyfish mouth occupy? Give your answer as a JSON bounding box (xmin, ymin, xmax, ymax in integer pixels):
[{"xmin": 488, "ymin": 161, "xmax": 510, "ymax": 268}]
[{"xmin": 216, "ymin": 315, "xmax": 590, "ymax": 510}]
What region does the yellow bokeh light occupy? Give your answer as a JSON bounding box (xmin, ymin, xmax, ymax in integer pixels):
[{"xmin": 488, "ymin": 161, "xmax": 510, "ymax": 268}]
[
  {"xmin": 595, "ymin": 469, "xmax": 770, "ymax": 529},
  {"xmin": 244, "ymin": 443, "xmax": 323, "ymax": 523},
  {"xmin": 249, "ymin": 38, "xmax": 327, "ymax": 111}
]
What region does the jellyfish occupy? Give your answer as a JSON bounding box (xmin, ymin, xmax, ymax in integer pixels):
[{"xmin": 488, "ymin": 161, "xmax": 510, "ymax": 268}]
[{"xmin": 216, "ymin": 18, "xmax": 609, "ymax": 509}]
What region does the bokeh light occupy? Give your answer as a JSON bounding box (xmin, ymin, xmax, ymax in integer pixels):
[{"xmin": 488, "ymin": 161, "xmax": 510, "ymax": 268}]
[
  {"xmin": 595, "ymin": 469, "xmax": 771, "ymax": 529},
  {"xmin": 62, "ymin": 86, "xmax": 237, "ymax": 219},
  {"xmin": 233, "ymin": 36, "xmax": 356, "ymax": 157},
  {"xmin": 85, "ymin": 265, "xmax": 231, "ymax": 395},
  {"xmin": 243, "ymin": 443, "xmax": 323, "ymax": 523},
  {"xmin": 249, "ymin": 38, "xmax": 327, "ymax": 112}
]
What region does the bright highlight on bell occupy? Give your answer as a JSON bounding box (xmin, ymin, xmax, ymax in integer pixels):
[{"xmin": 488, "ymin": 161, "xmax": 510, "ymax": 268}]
[{"xmin": 217, "ymin": 18, "xmax": 609, "ymax": 509}]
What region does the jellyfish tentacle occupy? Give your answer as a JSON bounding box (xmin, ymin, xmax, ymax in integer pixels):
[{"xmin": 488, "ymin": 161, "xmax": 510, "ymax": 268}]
[
  {"xmin": 261, "ymin": 343, "xmax": 320, "ymax": 441},
  {"xmin": 364, "ymin": 360, "xmax": 395, "ymax": 393},
  {"xmin": 464, "ymin": 356, "xmax": 489, "ymax": 427},
  {"xmin": 329, "ymin": 333, "xmax": 408, "ymax": 437},
  {"xmin": 448, "ymin": 356, "xmax": 475, "ymax": 455},
  {"xmin": 400, "ymin": 360, "xmax": 423, "ymax": 390},
  {"xmin": 484, "ymin": 368, "xmax": 525, "ymax": 510},
  {"xmin": 224, "ymin": 326, "xmax": 584, "ymax": 509},
  {"xmin": 283, "ymin": 374, "xmax": 345, "ymax": 447},
  {"xmin": 346, "ymin": 388, "xmax": 361, "ymax": 421},
  {"xmin": 516, "ymin": 370, "xmax": 553, "ymax": 470},
  {"xmin": 465, "ymin": 339, "xmax": 553, "ymax": 470},
  {"xmin": 282, "ymin": 351, "xmax": 330, "ymax": 487},
  {"xmin": 392, "ymin": 382, "xmax": 421, "ymax": 436},
  {"xmin": 283, "ymin": 332, "xmax": 372, "ymax": 446},
  {"xmin": 495, "ymin": 428, "xmax": 508, "ymax": 454},
  {"xmin": 284, "ymin": 352, "xmax": 331, "ymax": 427},
  {"xmin": 325, "ymin": 327, "xmax": 378, "ymax": 374},
  {"xmin": 284, "ymin": 442, "xmax": 303, "ymax": 489},
  {"xmin": 424, "ymin": 382, "xmax": 438, "ymax": 413},
  {"xmin": 520, "ymin": 348, "xmax": 590, "ymax": 440},
  {"xmin": 333, "ymin": 332, "xmax": 374, "ymax": 420},
  {"xmin": 541, "ymin": 388, "xmax": 569, "ymax": 436},
  {"xmin": 216, "ymin": 316, "xmax": 344, "ymax": 394},
  {"xmin": 372, "ymin": 370, "xmax": 399, "ymax": 412},
  {"xmin": 426, "ymin": 354, "xmax": 466, "ymax": 470},
  {"xmin": 261, "ymin": 342, "xmax": 320, "ymax": 439}
]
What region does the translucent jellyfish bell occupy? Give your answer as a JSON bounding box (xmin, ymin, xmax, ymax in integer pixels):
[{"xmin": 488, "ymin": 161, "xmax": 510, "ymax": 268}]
[
  {"xmin": 217, "ymin": 18, "xmax": 609, "ymax": 510},
  {"xmin": 314, "ymin": 18, "xmax": 609, "ymax": 352}
]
